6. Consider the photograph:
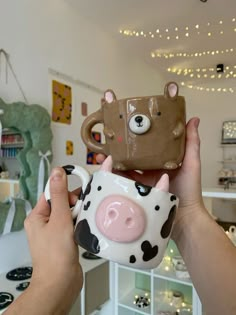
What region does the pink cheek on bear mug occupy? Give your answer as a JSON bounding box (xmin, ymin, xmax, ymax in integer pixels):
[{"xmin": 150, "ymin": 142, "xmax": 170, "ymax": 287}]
[{"xmin": 45, "ymin": 156, "xmax": 179, "ymax": 269}]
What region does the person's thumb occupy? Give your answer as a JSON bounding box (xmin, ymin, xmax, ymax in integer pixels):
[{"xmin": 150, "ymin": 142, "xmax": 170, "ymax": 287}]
[
  {"xmin": 184, "ymin": 117, "xmax": 201, "ymax": 167},
  {"xmin": 49, "ymin": 167, "xmax": 70, "ymax": 221}
]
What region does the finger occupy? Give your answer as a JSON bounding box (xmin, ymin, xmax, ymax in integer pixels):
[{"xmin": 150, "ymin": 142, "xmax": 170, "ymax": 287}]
[
  {"xmin": 24, "ymin": 194, "xmax": 50, "ymax": 231},
  {"xmin": 49, "ymin": 167, "xmax": 70, "ymax": 220},
  {"xmin": 96, "ymin": 153, "xmax": 106, "ymax": 164},
  {"xmin": 183, "ymin": 117, "xmax": 201, "ymax": 168},
  {"xmin": 69, "ymin": 187, "xmax": 82, "ymax": 206},
  {"xmin": 33, "ymin": 194, "xmax": 51, "ymax": 218}
]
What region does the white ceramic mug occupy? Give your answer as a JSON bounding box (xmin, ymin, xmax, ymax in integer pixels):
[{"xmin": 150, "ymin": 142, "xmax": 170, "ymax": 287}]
[{"xmin": 45, "ymin": 156, "xmax": 179, "ymax": 269}]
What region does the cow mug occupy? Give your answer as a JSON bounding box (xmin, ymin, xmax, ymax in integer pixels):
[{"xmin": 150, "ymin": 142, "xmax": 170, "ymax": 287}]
[
  {"xmin": 81, "ymin": 82, "xmax": 186, "ymax": 171},
  {"xmin": 45, "ymin": 156, "xmax": 179, "ymax": 269}
]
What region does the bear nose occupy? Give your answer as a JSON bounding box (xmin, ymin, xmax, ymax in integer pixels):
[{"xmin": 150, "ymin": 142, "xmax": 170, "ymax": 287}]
[{"xmin": 135, "ymin": 115, "xmax": 143, "ymax": 124}]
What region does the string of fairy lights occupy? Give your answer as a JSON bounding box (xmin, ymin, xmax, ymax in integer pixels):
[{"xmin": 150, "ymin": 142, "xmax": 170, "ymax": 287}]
[
  {"xmin": 119, "ymin": 17, "xmax": 236, "ymax": 40},
  {"xmin": 151, "ymin": 47, "xmax": 235, "ymax": 59},
  {"xmin": 119, "ymin": 17, "xmax": 236, "ymax": 93},
  {"xmin": 180, "ymin": 82, "xmax": 234, "ymax": 93},
  {"xmin": 167, "ymin": 65, "xmax": 236, "ymax": 79}
]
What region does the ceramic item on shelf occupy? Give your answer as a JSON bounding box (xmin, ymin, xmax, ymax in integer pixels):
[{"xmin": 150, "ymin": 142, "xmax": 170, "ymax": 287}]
[
  {"xmin": 81, "ymin": 82, "xmax": 186, "ymax": 171},
  {"xmin": 171, "ymin": 290, "xmax": 184, "ymax": 308},
  {"xmin": 82, "ymin": 251, "xmax": 101, "ymax": 260},
  {"xmin": 227, "ymin": 225, "xmax": 236, "ymax": 245},
  {"xmin": 175, "ymin": 261, "xmax": 190, "ymax": 279},
  {"xmin": 133, "ymin": 293, "xmax": 150, "ymax": 308},
  {"xmin": 0, "ymin": 171, "xmax": 9, "ymax": 179},
  {"xmin": 172, "ymin": 255, "xmax": 183, "ymax": 267},
  {"xmin": 172, "ymin": 255, "xmax": 190, "ymax": 279},
  {"xmin": 45, "ymin": 156, "xmax": 179, "ymax": 269}
]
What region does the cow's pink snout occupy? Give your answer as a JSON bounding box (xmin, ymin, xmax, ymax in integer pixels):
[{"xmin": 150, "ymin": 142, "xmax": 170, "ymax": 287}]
[{"xmin": 95, "ymin": 195, "xmax": 146, "ymax": 243}]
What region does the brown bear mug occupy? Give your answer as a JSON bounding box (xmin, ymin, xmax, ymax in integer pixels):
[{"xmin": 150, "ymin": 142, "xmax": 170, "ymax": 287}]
[{"xmin": 81, "ymin": 82, "xmax": 186, "ymax": 171}]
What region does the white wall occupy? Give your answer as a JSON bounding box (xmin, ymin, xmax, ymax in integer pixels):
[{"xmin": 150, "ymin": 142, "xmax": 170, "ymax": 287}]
[
  {"xmin": 181, "ymin": 87, "xmax": 236, "ymax": 221},
  {"xmin": 0, "ymin": 0, "xmax": 165, "ymax": 188},
  {"xmin": 181, "ymin": 87, "xmax": 236, "ymax": 187},
  {"xmin": 0, "ymin": 0, "xmax": 235, "ymax": 193}
]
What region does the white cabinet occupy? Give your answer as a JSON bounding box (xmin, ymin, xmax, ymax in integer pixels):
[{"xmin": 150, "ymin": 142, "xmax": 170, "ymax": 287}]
[
  {"xmin": 69, "ymin": 248, "xmax": 110, "ymax": 315},
  {"xmin": 113, "ymin": 240, "xmax": 203, "ymax": 315}
]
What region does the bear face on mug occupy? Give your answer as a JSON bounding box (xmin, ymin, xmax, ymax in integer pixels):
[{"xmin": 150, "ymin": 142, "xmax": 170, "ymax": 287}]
[{"xmin": 81, "ymin": 82, "xmax": 186, "ymax": 171}]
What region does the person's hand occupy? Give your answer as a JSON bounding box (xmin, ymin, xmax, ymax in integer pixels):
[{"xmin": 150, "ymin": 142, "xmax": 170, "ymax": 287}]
[
  {"xmin": 96, "ymin": 117, "xmax": 205, "ymax": 242},
  {"xmin": 164, "ymin": 117, "xmax": 205, "ymax": 241},
  {"xmin": 23, "ymin": 167, "xmax": 83, "ymax": 314}
]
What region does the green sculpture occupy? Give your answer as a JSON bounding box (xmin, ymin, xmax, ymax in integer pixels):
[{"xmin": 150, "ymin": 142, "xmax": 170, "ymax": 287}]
[{"xmin": 0, "ymin": 99, "xmax": 53, "ymax": 206}]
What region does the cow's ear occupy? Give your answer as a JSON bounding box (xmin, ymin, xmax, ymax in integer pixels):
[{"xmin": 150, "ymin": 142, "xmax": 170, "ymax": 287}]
[
  {"xmin": 100, "ymin": 155, "xmax": 113, "ymax": 172},
  {"xmin": 155, "ymin": 173, "xmax": 169, "ymax": 192},
  {"xmin": 104, "ymin": 89, "xmax": 117, "ymax": 104},
  {"xmin": 164, "ymin": 82, "xmax": 179, "ymax": 99}
]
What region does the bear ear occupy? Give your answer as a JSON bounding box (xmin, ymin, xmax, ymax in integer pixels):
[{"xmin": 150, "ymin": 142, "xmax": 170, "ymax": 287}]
[
  {"xmin": 164, "ymin": 82, "xmax": 179, "ymax": 99},
  {"xmin": 104, "ymin": 89, "xmax": 117, "ymax": 104}
]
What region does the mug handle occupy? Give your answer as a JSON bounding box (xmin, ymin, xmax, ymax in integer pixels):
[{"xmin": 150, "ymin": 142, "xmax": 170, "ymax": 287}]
[
  {"xmin": 80, "ymin": 109, "xmax": 108, "ymax": 154},
  {"xmin": 44, "ymin": 165, "xmax": 90, "ymax": 219}
]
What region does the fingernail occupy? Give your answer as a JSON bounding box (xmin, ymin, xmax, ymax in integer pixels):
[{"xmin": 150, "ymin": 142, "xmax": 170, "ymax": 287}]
[
  {"xmin": 194, "ymin": 118, "xmax": 200, "ymax": 129},
  {"xmin": 51, "ymin": 168, "xmax": 63, "ymax": 180}
]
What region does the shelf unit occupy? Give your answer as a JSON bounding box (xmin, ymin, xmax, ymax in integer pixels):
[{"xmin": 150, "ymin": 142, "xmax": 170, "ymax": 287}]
[
  {"xmin": 114, "ymin": 240, "xmax": 203, "ymax": 315},
  {"xmin": 1, "ymin": 129, "xmax": 24, "ymax": 159},
  {"xmin": 218, "ymin": 144, "xmax": 236, "ymax": 187}
]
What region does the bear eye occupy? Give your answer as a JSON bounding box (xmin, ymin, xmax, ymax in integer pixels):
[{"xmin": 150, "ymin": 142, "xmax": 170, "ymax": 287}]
[
  {"xmin": 119, "ymin": 114, "xmax": 123, "ymax": 119},
  {"xmin": 157, "ymin": 111, "xmax": 161, "ymax": 116}
]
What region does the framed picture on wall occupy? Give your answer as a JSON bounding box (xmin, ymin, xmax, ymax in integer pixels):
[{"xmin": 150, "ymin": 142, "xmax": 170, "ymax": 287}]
[
  {"xmin": 222, "ymin": 121, "xmax": 236, "ymax": 144},
  {"xmin": 86, "ymin": 131, "xmax": 101, "ymax": 164}
]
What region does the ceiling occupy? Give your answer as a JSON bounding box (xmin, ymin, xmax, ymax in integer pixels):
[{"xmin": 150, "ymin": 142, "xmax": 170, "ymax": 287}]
[{"xmin": 67, "ymin": 0, "xmax": 236, "ymax": 91}]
